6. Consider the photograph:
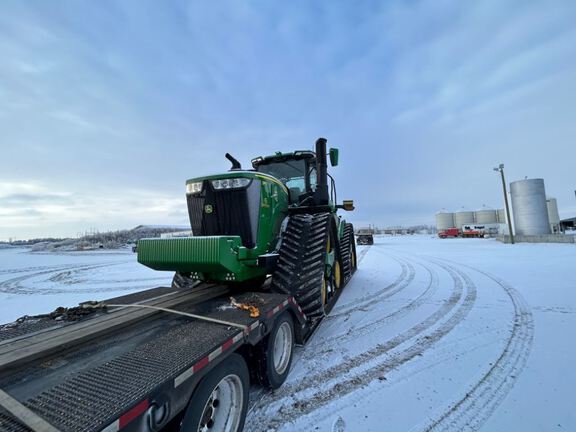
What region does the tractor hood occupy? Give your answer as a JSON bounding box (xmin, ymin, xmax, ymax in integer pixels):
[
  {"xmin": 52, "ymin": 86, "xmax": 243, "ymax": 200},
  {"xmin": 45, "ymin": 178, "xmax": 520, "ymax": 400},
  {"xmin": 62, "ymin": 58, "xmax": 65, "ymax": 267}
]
[
  {"xmin": 137, "ymin": 169, "xmax": 290, "ymax": 283},
  {"xmin": 183, "ymin": 170, "xmax": 289, "ymax": 251}
]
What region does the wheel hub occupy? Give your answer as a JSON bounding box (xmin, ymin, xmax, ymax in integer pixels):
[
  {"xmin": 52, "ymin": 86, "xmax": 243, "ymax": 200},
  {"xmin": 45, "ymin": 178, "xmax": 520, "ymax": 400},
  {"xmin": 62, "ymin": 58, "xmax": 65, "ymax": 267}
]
[
  {"xmin": 273, "ymin": 321, "xmax": 293, "ymax": 374},
  {"xmin": 198, "ymin": 375, "xmax": 243, "ymax": 432}
]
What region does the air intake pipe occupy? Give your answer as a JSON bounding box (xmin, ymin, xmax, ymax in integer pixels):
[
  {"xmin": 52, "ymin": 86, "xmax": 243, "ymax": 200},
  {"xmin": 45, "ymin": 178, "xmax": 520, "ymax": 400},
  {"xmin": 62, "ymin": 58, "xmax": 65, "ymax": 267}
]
[
  {"xmin": 314, "ymin": 137, "xmax": 329, "ymax": 205},
  {"xmin": 225, "ymin": 153, "xmax": 242, "ymax": 170}
]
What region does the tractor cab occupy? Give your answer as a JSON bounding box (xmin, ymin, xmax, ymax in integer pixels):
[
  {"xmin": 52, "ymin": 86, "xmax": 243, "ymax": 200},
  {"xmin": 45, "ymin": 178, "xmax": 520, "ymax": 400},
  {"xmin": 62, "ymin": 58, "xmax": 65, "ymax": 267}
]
[
  {"xmin": 251, "ymin": 146, "xmax": 340, "ymax": 207},
  {"xmin": 251, "ymin": 151, "xmax": 317, "ymax": 205}
]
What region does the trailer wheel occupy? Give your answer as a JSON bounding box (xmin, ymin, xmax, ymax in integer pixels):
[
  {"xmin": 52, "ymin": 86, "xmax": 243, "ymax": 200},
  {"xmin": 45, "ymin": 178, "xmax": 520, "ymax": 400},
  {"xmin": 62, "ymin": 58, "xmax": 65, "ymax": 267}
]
[
  {"xmin": 260, "ymin": 313, "xmax": 294, "ymax": 389},
  {"xmin": 180, "ymin": 354, "xmax": 249, "ymax": 432}
]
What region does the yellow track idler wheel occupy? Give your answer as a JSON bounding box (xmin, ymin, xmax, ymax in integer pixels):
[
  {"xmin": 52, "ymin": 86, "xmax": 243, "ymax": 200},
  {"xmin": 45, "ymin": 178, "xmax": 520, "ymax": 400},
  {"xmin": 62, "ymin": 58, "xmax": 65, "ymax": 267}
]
[{"xmin": 333, "ymin": 259, "xmax": 341, "ymax": 290}]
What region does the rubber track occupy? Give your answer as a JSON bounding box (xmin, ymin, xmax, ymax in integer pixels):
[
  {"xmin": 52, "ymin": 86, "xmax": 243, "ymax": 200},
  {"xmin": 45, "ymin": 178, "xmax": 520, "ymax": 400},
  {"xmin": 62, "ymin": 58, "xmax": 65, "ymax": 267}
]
[
  {"xmin": 270, "ymin": 213, "xmax": 330, "ymax": 319},
  {"xmin": 339, "ymin": 223, "xmax": 356, "ymax": 283}
]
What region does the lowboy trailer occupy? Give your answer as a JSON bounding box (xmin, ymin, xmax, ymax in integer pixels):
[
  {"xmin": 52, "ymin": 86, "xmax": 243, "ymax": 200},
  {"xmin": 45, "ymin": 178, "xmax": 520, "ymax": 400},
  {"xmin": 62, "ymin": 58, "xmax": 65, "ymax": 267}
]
[{"xmin": 0, "ymin": 284, "xmax": 312, "ymax": 432}]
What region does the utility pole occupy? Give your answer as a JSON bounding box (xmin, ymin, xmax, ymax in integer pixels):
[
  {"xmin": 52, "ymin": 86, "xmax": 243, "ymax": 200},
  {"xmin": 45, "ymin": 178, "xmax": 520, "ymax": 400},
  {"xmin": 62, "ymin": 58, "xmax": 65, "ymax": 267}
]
[{"xmin": 493, "ymin": 164, "xmax": 514, "ymax": 244}]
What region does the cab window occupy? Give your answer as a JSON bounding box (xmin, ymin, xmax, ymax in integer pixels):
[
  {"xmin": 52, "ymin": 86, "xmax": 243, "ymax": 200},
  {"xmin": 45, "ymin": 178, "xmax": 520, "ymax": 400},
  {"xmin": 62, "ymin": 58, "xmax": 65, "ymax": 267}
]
[{"xmin": 257, "ymin": 159, "xmax": 307, "ymax": 194}]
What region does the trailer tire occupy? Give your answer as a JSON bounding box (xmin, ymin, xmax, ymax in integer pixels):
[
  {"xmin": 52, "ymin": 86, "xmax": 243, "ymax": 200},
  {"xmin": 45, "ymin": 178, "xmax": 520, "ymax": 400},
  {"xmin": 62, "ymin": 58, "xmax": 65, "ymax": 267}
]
[
  {"xmin": 259, "ymin": 313, "xmax": 294, "ymax": 389},
  {"xmin": 180, "ymin": 354, "xmax": 249, "ymax": 432}
]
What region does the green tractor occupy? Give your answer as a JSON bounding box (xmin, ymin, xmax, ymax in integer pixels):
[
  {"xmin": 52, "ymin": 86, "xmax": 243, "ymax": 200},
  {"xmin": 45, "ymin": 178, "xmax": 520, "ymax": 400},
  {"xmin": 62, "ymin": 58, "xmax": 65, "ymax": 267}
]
[{"xmin": 137, "ymin": 138, "xmax": 357, "ymax": 319}]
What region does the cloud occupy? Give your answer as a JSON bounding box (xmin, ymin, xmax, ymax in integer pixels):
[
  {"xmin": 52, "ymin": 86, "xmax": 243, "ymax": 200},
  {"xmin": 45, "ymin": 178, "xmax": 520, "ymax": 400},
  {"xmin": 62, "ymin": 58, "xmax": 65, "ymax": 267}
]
[
  {"xmin": 1, "ymin": 0, "xmax": 576, "ymax": 238},
  {"xmin": 0, "ymin": 179, "xmax": 188, "ymax": 239},
  {"xmin": 385, "ymin": 1, "xmax": 576, "ymax": 126},
  {"xmin": 48, "ymin": 110, "xmax": 98, "ymax": 130},
  {"xmin": 0, "ymin": 193, "xmax": 73, "ymax": 206}
]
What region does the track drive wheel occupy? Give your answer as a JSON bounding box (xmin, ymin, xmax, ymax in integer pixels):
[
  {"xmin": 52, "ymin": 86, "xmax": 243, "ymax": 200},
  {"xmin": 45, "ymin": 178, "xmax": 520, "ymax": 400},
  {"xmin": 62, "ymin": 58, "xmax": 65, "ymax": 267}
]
[
  {"xmin": 326, "ymin": 231, "xmax": 342, "ymax": 298},
  {"xmin": 180, "ymin": 354, "xmax": 249, "ymax": 432},
  {"xmin": 331, "ymin": 258, "xmax": 342, "ymax": 291}
]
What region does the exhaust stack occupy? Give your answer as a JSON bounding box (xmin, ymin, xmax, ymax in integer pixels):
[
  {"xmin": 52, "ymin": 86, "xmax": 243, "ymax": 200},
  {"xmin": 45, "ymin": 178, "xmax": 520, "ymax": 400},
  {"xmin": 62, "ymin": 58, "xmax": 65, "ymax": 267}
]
[{"xmin": 314, "ymin": 137, "xmax": 329, "ymax": 205}]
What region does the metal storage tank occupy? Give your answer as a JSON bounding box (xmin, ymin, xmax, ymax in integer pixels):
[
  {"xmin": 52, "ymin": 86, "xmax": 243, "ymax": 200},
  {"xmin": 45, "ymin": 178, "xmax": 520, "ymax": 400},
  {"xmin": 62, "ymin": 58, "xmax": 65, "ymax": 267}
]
[
  {"xmin": 510, "ymin": 179, "xmax": 551, "ymax": 235},
  {"xmin": 475, "ymin": 206, "xmax": 498, "ymax": 224},
  {"xmin": 454, "ymin": 208, "xmax": 475, "ymax": 228},
  {"xmin": 547, "ymin": 198, "xmax": 560, "ymax": 233},
  {"xmin": 497, "ymin": 208, "xmax": 506, "ymax": 223},
  {"xmin": 435, "ymin": 211, "xmax": 455, "ymax": 231}
]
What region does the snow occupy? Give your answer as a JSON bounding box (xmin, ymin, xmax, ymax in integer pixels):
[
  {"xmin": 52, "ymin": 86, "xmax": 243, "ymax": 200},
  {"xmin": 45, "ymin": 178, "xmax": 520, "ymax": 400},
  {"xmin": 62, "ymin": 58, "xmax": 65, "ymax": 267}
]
[
  {"xmin": 244, "ymin": 235, "xmax": 576, "ymax": 431},
  {"xmin": 1, "ymin": 236, "xmax": 575, "ymax": 431},
  {"xmin": 0, "ymin": 248, "xmax": 172, "ymax": 323}
]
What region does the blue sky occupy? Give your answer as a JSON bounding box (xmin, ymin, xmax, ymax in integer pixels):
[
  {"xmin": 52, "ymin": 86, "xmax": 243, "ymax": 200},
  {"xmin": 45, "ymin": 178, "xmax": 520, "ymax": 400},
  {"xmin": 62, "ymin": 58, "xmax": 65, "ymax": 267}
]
[{"xmin": 1, "ymin": 0, "xmax": 575, "ymax": 240}]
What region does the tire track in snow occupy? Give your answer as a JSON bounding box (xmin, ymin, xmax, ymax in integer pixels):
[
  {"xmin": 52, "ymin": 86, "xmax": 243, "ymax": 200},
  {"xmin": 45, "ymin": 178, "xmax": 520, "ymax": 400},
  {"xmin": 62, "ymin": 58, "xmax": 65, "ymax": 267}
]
[
  {"xmin": 260, "ymin": 259, "xmax": 461, "ymax": 401},
  {"xmin": 0, "ymin": 261, "xmax": 133, "ymax": 295},
  {"xmin": 306, "ymin": 257, "xmax": 439, "ymax": 353},
  {"xmin": 330, "ymin": 255, "xmax": 415, "ymax": 318},
  {"xmin": 419, "ymin": 259, "xmax": 534, "ymax": 432},
  {"xmin": 246, "ymin": 259, "xmax": 477, "ymax": 430},
  {"xmin": 0, "ymin": 263, "xmax": 87, "ymax": 275},
  {"xmin": 355, "ymin": 245, "xmax": 371, "ymax": 264},
  {"xmin": 287, "ymin": 263, "xmax": 478, "ymax": 431}
]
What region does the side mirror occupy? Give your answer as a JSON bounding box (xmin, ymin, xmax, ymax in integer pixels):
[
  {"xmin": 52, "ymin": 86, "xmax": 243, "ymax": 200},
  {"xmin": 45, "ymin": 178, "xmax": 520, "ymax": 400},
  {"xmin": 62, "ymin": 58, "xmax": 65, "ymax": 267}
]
[
  {"xmin": 342, "ymin": 200, "xmax": 354, "ymax": 211},
  {"xmin": 329, "ymin": 148, "xmax": 339, "ymax": 167}
]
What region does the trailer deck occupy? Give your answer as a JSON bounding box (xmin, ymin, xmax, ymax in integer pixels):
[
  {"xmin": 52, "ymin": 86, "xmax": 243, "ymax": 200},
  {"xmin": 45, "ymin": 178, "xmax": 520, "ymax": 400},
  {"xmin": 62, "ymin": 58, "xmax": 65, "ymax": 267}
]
[{"xmin": 0, "ymin": 286, "xmax": 305, "ymax": 432}]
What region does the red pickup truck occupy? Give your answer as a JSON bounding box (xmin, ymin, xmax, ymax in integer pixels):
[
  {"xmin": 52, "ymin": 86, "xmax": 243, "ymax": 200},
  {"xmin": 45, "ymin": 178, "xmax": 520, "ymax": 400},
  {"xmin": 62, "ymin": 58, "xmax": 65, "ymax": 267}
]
[{"xmin": 438, "ymin": 228, "xmax": 459, "ymax": 238}]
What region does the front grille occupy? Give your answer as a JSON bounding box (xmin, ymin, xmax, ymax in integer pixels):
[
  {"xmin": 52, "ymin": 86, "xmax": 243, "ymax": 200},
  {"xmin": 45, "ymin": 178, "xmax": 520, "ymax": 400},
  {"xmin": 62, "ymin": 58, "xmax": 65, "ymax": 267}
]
[
  {"xmin": 187, "ymin": 193, "xmax": 205, "ymax": 235},
  {"xmin": 187, "ymin": 180, "xmax": 260, "ymax": 248}
]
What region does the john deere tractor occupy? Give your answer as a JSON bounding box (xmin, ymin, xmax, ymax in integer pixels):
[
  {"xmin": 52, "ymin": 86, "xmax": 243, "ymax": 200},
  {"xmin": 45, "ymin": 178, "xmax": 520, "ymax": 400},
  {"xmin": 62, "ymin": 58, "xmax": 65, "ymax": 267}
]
[{"xmin": 137, "ymin": 138, "xmax": 357, "ymax": 319}]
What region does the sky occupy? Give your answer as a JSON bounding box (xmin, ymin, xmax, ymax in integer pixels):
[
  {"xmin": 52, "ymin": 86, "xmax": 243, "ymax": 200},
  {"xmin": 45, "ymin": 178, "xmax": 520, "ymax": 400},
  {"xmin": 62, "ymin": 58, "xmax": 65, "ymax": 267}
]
[{"xmin": 1, "ymin": 0, "xmax": 575, "ymax": 240}]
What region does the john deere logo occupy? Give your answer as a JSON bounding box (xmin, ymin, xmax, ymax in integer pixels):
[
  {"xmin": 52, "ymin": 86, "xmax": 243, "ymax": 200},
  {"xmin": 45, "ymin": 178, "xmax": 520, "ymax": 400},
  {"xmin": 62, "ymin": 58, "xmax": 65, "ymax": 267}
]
[{"xmin": 204, "ymin": 204, "xmax": 213, "ymax": 214}]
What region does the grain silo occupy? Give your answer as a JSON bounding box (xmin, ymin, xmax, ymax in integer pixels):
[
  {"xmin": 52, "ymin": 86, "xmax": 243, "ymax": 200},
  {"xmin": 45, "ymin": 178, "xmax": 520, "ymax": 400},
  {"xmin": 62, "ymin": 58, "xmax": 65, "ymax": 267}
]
[
  {"xmin": 454, "ymin": 208, "xmax": 475, "ymax": 229},
  {"xmin": 435, "ymin": 211, "xmax": 455, "ymax": 231},
  {"xmin": 510, "ymin": 179, "xmax": 551, "ymax": 235},
  {"xmin": 546, "ymin": 198, "xmax": 560, "ymax": 233},
  {"xmin": 497, "ymin": 208, "xmax": 506, "ymax": 223},
  {"xmin": 475, "ymin": 206, "xmax": 498, "ymax": 224}
]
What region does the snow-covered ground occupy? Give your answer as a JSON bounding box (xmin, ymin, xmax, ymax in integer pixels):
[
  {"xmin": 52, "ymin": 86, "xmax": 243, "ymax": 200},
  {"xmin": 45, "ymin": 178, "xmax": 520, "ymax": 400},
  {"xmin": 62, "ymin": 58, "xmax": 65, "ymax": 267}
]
[
  {"xmin": 245, "ymin": 235, "xmax": 576, "ymax": 432},
  {"xmin": 0, "ymin": 247, "xmax": 172, "ymax": 323},
  {"xmin": 1, "ymin": 236, "xmax": 575, "ymax": 431}
]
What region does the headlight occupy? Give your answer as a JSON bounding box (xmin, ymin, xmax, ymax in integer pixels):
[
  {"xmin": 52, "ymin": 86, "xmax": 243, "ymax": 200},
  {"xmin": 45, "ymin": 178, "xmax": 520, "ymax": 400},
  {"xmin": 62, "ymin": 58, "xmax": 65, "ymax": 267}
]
[
  {"xmin": 211, "ymin": 178, "xmax": 251, "ymax": 190},
  {"xmin": 186, "ymin": 182, "xmax": 203, "ymax": 194}
]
